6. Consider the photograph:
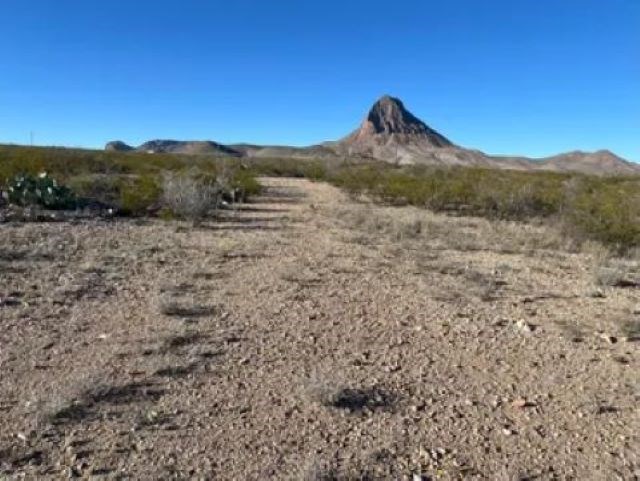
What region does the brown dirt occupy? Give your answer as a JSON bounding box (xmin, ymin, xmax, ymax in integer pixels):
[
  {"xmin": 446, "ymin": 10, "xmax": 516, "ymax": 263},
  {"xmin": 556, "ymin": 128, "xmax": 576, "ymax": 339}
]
[{"xmin": 0, "ymin": 178, "xmax": 638, "ymax": 480}]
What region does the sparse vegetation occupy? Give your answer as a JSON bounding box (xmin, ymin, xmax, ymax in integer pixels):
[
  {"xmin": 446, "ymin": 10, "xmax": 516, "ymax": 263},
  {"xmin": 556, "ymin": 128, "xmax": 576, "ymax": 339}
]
[
  {"xmin": 327, "ymin": 163, "xmax": 640, "ymax": 253},
  {"xmin": 593, "ymin": 255, "xmax": 640, "ymax": 287},
  {"xmin": 3, "ymin": 176, "xmax": 638, "ymax": 479},
  {"xmin": 3, "ymin": 145, "xmax": 637, "ymax": 252},
  {"xmin": 0, "ymin": 145, "xmax": 260, "ymax": 217}
]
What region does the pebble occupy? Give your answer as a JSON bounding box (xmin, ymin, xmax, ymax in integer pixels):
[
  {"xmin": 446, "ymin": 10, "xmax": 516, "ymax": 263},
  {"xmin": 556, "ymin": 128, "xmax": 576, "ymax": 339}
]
[
  {"xmin": 598, "ymin": 333, "xmax": 617, "ymax": 344},
  {"xmin": 587, "ymin": 288, "xmax": 606, "ymax": 298},
  {"xmin": 0, "ymin": 297, "xmax": 21, "ymax": 307},
  {"xmin": 516, "ymin": 319, "xmax": 535, "ymax": 333}
]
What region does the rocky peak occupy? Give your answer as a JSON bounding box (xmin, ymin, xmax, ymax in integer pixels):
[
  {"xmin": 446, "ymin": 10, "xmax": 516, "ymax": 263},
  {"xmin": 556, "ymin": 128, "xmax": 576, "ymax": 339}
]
[{"xmin": 348, "ymin": 95, "xmax": 453, "ymax": 147}]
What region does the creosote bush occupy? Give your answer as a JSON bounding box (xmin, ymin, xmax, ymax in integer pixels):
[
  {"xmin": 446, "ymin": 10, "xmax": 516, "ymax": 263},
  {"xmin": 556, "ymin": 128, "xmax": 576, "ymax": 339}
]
[{"xmin": 119, "ymin": 174, "xmax": 162, "ymax": 215}]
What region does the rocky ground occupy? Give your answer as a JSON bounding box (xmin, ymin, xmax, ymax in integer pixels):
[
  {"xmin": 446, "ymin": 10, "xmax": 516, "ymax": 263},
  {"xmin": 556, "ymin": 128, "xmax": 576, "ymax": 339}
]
[{"xmin": 0, "ymin": 178, "xmax": 638, "ymax": 480}]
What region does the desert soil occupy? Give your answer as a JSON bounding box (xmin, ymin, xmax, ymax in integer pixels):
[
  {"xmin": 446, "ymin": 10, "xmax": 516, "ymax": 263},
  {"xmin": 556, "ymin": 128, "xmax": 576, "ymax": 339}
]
[{"xmin": 0, "ymin": 178, "xmax": 638, "ymax": 480}]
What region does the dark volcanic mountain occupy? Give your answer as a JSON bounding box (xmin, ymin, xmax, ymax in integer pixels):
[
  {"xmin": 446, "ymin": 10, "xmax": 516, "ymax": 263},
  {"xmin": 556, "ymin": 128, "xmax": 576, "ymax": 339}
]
[
  {"xmin": 343, "ymin": 95, "xmax": 453, "ymax": 146},
  {"xmin": 105, "ymin": 95, "xmax": 638, "ymax": 175}
]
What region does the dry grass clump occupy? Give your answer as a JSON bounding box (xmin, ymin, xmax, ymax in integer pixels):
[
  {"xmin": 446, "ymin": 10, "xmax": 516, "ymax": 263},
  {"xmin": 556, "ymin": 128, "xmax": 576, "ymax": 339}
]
[
  {"xmin": 335, "ymin": 206, "xmax": 423, "ymax": 242},
  {"xmin": 162, "ymin": 172, "xmax": 221, "ymax": 221},
  {"xmin": 593, "ymin": 256, "xmax": 640, "ymax": 287},
  {"xmin": 337, "ymin": 203, "xmax": 568, "ymax": 256},
  {"xmin": 620, "ymin": 319, "xmax": 640, "ymax": 340}
]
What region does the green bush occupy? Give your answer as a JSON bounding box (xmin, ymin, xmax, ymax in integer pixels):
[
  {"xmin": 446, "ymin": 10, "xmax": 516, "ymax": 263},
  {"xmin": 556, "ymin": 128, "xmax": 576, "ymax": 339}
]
[
  {"xmin": 67, "ymin": 174, "xmax": 122, "ymax": 206},
  {"xmin": 564, "ymin": 178, "xmax": 640, "ymax": 253},
  {"xmin": 118, "ymin": 175, "xmax": 162, "ymax": 215},
  {"xmin": 232, "ymin": 169, "xmax": 262, "ymax": 200}
]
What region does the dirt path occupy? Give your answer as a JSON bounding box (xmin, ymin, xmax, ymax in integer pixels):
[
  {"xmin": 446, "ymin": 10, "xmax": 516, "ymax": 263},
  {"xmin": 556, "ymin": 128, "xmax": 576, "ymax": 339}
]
[{"xmin": 0, "ymin": 178, "xmax": 638, "ymax": 480}]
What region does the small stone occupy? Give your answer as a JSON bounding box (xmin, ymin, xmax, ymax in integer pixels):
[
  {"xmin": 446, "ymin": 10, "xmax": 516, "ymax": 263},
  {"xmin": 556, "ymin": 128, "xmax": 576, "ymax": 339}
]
[
  {"xmin": 0, "ymin": 297, "xmax": 21, "ymax": 307},
  {"xmin": 515, "ymin": 319, "xmax": 535, "ymax": 333},
  {"xmin": 502, "ymin": 427, "xmax": 514, "ymax": 436},
  {"xmin": 598, "ymin": 333, "xmax": 617, "ymax": 344},
  {"xmin": 511, "ymin": 398, "xmax": 536, "ymax": 409},
  {"xmin": 587, "ymin": 288, "xmax": 606, "ymax": 298}
]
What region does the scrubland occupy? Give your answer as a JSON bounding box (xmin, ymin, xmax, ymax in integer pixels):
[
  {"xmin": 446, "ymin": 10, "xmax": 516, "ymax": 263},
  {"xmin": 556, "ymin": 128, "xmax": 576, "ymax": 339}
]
[{"xmin": 0, "ymin": 147, "xmax": 638, "ymax": 479}]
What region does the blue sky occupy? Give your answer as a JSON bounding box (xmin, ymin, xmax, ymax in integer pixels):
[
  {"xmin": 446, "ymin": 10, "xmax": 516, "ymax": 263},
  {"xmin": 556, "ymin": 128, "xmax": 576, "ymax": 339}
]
[{"xmin": 1, "ymin": 0, "xmax": 638, "ymax": 160}]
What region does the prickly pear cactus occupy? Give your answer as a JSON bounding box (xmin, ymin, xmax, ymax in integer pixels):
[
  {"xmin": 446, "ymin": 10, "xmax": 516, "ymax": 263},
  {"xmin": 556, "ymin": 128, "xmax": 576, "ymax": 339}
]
[{"xmin": 6, "ymin": 172, "xmax": 77, "ymax": 209}]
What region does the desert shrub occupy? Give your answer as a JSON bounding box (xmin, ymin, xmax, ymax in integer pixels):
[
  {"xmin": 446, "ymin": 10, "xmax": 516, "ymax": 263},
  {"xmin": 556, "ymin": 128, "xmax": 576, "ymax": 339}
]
[
  {"xmin": 246, "ymin": 157, "xmax": 308, "ymax": 177},
  {"xmin": 67, "ymin": 174, "xmax": 122, "ymax": 206},
  {"xmin": 161, "ymin": 172, "xmax": 220, "ymax": 221},
  {"xmin": 231, "ymin": 169, "xmax": 262, "ymax": 200},
  {"xmin": 246, "ymin": 157, "xmax": 332, "ymax": 180},
  {"xmin": 564, "ymin": 178, "xmax": 640, "ymax": 252},
  {"xmin": 118, "ymin": 174, "xmax": 162, "ymax": 215},
  {"xmin": 4, "ymin": 172, "xmax": 77, "ymax": 209},
  {"xmin": 302, "ymin": 161, "xmax": 328, "ymax": 181}
]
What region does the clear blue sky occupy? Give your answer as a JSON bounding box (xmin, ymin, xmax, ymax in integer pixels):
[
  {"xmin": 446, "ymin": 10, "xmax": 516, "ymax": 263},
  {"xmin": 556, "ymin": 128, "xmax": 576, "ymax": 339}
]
[{"xmin": 1, "ymin": 0, "xmax": 638, "ymax": 160}]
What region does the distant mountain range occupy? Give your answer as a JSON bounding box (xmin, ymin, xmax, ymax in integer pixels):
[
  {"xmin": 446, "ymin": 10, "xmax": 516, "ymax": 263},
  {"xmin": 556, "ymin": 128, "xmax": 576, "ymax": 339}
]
[{"xmin": 106, "ymin": 95, "xmax": 639, "ymax": 175}]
